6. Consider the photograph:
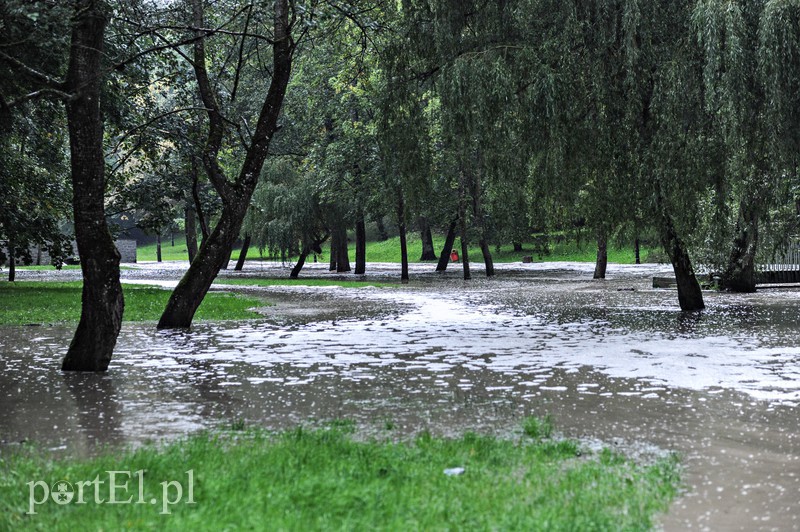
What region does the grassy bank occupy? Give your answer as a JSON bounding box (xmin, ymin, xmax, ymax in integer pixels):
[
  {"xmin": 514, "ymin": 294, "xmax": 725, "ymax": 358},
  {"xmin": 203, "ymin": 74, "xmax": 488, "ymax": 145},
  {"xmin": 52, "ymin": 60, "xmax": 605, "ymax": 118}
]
[
  {"xmin": 0, "ymin": 420, "xmax": 680, "ymax": 530},
  {"xmin": 0, "ymin": 282, "xmax": 266, "ymax": 325},
  {"xmin": 137, "ymin": 236, "xmax": 656, "ymax": 265}
]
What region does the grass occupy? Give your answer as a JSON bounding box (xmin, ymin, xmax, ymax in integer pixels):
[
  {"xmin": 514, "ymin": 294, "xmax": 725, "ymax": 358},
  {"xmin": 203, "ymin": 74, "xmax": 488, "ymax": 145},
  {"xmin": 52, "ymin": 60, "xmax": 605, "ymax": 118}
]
[
  {"xmin": 137, "ymin": 236, "xmax": 656, "ymax": 265},
  {"xmin": 137, "ymin": 242, "xmax": 245, "ymax": 262},
  {"xmin": 358, "ymin": 234, "xmax": 657, "ymax": 264},
  {"xmin": 213, "ymin": 278, "xmax": 396, "ymax": 289},
  {"xmin": 0, "ymin": 419, "xmax": 680, "ymax": 531},
  {"xmin": 0, "ymin": 282, "xmax": 267, "ymax": 325}
]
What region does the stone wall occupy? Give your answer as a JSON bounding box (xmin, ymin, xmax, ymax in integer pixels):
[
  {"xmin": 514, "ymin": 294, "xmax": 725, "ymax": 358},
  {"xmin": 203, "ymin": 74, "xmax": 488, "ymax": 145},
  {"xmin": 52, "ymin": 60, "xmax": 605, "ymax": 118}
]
[{"xmin": 115, "ymin": 239, "xmax": 137, "ymax": 263}]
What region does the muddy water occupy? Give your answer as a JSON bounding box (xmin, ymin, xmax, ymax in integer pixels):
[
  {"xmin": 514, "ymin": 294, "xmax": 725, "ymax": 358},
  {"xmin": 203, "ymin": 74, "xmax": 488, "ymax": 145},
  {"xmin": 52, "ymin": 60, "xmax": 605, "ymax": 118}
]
[{"xmin": 1, "ymin": 263, "xmax": 799, "ymax": 530}]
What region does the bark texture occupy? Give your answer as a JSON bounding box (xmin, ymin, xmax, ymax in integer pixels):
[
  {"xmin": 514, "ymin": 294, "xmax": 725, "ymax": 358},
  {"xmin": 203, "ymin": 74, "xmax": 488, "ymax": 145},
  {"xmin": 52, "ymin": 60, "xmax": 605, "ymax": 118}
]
[
  {"xmin": 234, "ymin": 233, "xmax": 251, "ymax": 270},
  {"xmin": 62, "ymin": 1, "xmax": 124, "ymax": 371},
  {"xmin": 658, "ymin": 202, "xmax": 704, "ymax": 311},
  {"xmin": 594, "ymin": 232, "xmax": 608, "ymax": 279},
  {"xmin": 398, "ymin": 191, "xmax": 409, "ymax": 283},
  {"xmin": 184, "ymin": 203, "xmax": 198, "ymax": 264},
  {"xmin": 436, "ymin": 220, "xmax": 457, "ymax": 272},
  {"xmin": 720, "ymin": 203, "xmax": 758, "ymax": 292},
  {"xmin": 355, "ymin": 215, "xmax": 366, "ymax": 274},
  {"xmin": 419, "ymin": 217, "xmax": 437, "ymax": 261}
]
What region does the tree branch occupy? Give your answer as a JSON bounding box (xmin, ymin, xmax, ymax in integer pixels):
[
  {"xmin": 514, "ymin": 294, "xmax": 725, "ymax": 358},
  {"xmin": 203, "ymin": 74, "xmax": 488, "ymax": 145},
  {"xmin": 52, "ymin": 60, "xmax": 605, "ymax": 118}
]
[{"xmin": 0, "ymin": 50, "xmax": 65, "ymax": 91}]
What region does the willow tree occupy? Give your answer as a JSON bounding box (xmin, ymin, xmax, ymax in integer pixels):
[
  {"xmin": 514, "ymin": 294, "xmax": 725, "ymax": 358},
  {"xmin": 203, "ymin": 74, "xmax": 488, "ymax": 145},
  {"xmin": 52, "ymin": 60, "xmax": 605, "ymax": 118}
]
[
  {"xmin": 564, "ymin": 0, "xmax": 710, "ymax": 309},
  {"xmin": 692, "ymin": 0, "xmax": 800, "ymax": 291}
]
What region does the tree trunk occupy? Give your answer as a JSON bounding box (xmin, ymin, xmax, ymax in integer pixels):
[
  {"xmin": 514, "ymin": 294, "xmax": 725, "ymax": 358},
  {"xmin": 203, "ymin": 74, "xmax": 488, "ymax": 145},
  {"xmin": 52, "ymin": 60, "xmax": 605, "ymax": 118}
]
[
  {"xmin": 329, "ymin": 232, "xmax": 338, "ymax": 271},
  {"xmin": 158, "ymin": 0, "xmax": 291, "ymax": 329},
  {"xmin": 513, "ymin": 241, "xmax": 523, "ymax": 252},
  {"xmin": 720, "ymin": 203, "xmax": 758, "ymax": 292},
  {"xmin": 355, "ymin": 214, "xmax": 366, "ymax": 274},
  {"xmin": 8, "ymin": 241, "xmax": 15, "ymax": 282},
  {"xmin": 191, "ymin": 159, "xmax": 210, "ymax": 241},
  {"xmin": 634, "ymin": 237, "xmax": 641, "ymax": 265},
  {"xmin": 156, "ymin": 233, "xmax": 162, "ymax": 262},
  {"xmin": 659, "ymin": 205, "xmax": 704, "ymax": 311},
  {"xmin": 479, "ymin": 238, "xmax": 494, "ymax": 277},
  {"xmin": 397, "ymin": 192, "xmax": 409, "ymax": 283},
  {"xmin": 460, "ymin": 233, "xmax": 471, "ymax": 280},
  {"xmin": 436, "ymin": 220, "xmax": 457, "ymax": 272},
  {"xmin": 185, "ymin": 203, "xmax": 198, "ymax": 264},
  {"xmin": 291, "ymin": 234, "xmax": 327, "ymax": 278},
  {"xmin": 234, "ymin": 233, "xmax": 251, "ymax": 270},
  {"xmin": 375, "ymin": 216, "xmax": 388, "ymax": 241},
  {"xmin": 419, "ymin": 217, "xmax": 437, "ymax": 261},
  {"xmin": 220, "ymin": 245, "xmax": 233, "ymax": 270},
  {"xmin": 594, "ymin": 231, "xmax": 607, "ymax": 279},
  {"xmin": 335, "ymin": 225, "xmax": 350, "ymax": 272},
  {"xmin": 290, "ymin": 249, "xmax": 307, "ymax": 278},
  {"xmin": 459, "ymin": 177, "xmax": 471, "ymax": 281},
  {"xmin": 62, "ymin": 1, "xmax": 125, "ymax": 371}
]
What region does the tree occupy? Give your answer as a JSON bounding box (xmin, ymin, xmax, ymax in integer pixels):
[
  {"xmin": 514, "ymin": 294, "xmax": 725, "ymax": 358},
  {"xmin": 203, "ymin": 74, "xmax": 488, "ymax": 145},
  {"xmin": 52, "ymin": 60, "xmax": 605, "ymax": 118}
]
[
  {"xmin": 157, "ymin": 0, "xmax": 293, "ymax": 328},
  {"xmin": 0, "ymin": 102, "xmax": 72, "ymax": 281}
]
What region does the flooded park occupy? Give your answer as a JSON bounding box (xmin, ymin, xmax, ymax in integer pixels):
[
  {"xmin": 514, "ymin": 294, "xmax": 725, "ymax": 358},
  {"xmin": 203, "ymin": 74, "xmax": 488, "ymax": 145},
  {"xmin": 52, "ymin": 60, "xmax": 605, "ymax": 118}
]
[{"xmin": 1, "ymin": 261, "xmax": 798, "ymax": 531}]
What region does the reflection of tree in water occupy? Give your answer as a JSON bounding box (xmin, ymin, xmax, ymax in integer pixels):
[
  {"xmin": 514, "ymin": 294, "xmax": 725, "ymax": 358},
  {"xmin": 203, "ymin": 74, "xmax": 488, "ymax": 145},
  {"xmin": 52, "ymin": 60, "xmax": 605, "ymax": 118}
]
[
  {"xmin": 62, "ymin": 373, "xmax": 125, "ymax": 454},
  {"xmin": 676, "ymin": 310, "xmax": 703, "ymax": 335}
]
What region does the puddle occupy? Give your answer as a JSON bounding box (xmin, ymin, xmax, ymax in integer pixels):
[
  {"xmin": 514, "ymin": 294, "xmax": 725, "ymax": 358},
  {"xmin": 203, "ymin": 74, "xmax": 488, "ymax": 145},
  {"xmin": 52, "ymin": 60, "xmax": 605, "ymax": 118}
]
[{"xmin": 1, "ymin": 264, "xmax": 799, "ymax": 530}]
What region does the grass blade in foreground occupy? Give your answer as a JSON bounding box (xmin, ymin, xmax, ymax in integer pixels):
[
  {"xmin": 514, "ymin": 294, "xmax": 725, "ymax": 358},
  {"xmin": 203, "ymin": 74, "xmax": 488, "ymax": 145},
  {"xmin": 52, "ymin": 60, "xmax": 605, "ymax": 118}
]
[{"xmin": 0, "ymin": 420, "xmax": 680, "ymax": 530}]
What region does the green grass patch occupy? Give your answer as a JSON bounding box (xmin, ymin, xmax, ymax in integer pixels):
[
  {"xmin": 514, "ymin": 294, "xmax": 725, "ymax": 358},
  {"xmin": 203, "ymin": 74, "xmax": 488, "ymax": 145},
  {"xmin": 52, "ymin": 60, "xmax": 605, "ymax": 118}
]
[
  {"xmin": 0, "ymin": 282, "xmax": 266, "ymax": 325},
  {"xmin": 214, "ymin": 278, "xmax": 395, "ymax": 289},
  {"xmin": 135, "ymin": 236, "xmax": 656, "ymax": 265},
  {"xmin": 0, "ymin": 420, "xmax": 680, "ymax": 530},
  {"xmin": 356, "ymin": 234, "xmax": 656, "ymax": 264}
]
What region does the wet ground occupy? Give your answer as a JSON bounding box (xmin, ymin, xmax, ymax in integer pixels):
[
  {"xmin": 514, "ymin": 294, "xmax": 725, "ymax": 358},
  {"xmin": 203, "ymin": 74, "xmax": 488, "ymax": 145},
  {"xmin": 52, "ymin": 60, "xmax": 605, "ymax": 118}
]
[{"xmin": 1, "ymin": 260, "xmax": 799, "ymax": 530}]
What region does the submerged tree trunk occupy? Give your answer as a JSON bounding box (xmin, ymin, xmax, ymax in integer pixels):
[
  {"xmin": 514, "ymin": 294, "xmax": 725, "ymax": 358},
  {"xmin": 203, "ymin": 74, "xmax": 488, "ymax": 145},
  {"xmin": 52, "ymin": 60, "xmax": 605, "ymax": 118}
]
[
  {"xmin": 479, "ymin": 238, "xmax": 494, "ymax": 277},
  {"xmin": 7, "ymin": 242, "xmax": 15, "ymax": 282},
  {"xmin": 720, "ymin": 203, "xmax": 758, "ymax": 292},
  {"xmin": 459, "ymin": 173, "xmax": 471, "ymax": 281},
  {"xmin": 335, "ymin": 225, "xmax": 350, "ymax": 273},
  {"xmin": 290, "ymin": 234, "xmax": 327, "ymax": 278},
  {"xmin": 158, "ymin": 0, "xmax": 291, "ymax": 329},
  {"xmin": 419, "ymin": 217, "xmax": 437, "ymax": 261},
  {"xmin": 62, "ymin": 1, "xmax": 125, "ymax": 371},
  {"xmin": 594, "ymin": 231, "xmax": 607, "ymax": 279},
  {"xmin": 397, "ymin": 191, "xmax": 409, "ymax": 283},
  {"xmin": 329, "ymin": 232, "xmax": 338, "ymax": 271},
  {"xmin": 185, "ymin": 203, "xmax": 198, "ymax": 264},
  {"xmin": 658, "ymin": 205, "xmax": 704, "ymax": 311},
  {"xmin": 234, "ymin": 233, "xmax": 251, "ymax": 271},
  {"xmin": 291, "ymin": 249, "xmax": 308, "ymax": 278},
  {"xmin": 355, "ymin": 215, "xmax": 366, "ymax": 274},
  {"xmin": 436, "ymin": 220, "xmax": 457, "ymax": 272}
]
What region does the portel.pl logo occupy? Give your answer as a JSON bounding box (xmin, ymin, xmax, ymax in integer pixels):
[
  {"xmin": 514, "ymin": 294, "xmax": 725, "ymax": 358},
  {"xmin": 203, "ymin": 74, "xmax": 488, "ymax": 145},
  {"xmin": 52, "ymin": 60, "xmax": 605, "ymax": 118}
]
[{"xmin": 27, "ymin": 470, "xmax": 195, "ymax": 515}]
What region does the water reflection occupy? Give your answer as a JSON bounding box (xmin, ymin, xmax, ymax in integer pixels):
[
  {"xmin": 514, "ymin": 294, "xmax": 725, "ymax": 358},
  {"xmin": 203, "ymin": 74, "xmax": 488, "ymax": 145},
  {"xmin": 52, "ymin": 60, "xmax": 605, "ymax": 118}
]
[{"xmin": 0, "ymin": 267, "xmax": 798, "ymax": 530}]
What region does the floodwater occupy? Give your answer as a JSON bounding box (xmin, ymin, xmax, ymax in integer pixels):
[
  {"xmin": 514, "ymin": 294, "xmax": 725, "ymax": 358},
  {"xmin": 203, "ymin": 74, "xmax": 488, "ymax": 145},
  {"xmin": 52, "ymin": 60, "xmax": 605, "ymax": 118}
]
[{"xmin": 1, "ymin": 261, "xmax": 799, "ymax": 531}]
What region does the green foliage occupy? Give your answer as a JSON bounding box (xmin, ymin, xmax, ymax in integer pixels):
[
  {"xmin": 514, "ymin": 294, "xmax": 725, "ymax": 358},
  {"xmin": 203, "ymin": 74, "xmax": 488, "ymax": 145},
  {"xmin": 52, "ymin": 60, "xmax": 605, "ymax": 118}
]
[
  {"xmin": 0, "ymin": 282, "xmax": 266, "ymax": 325},
  {"xmin": 0, "ymin": 422, "xmax": 680, "ymax": 530}
]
